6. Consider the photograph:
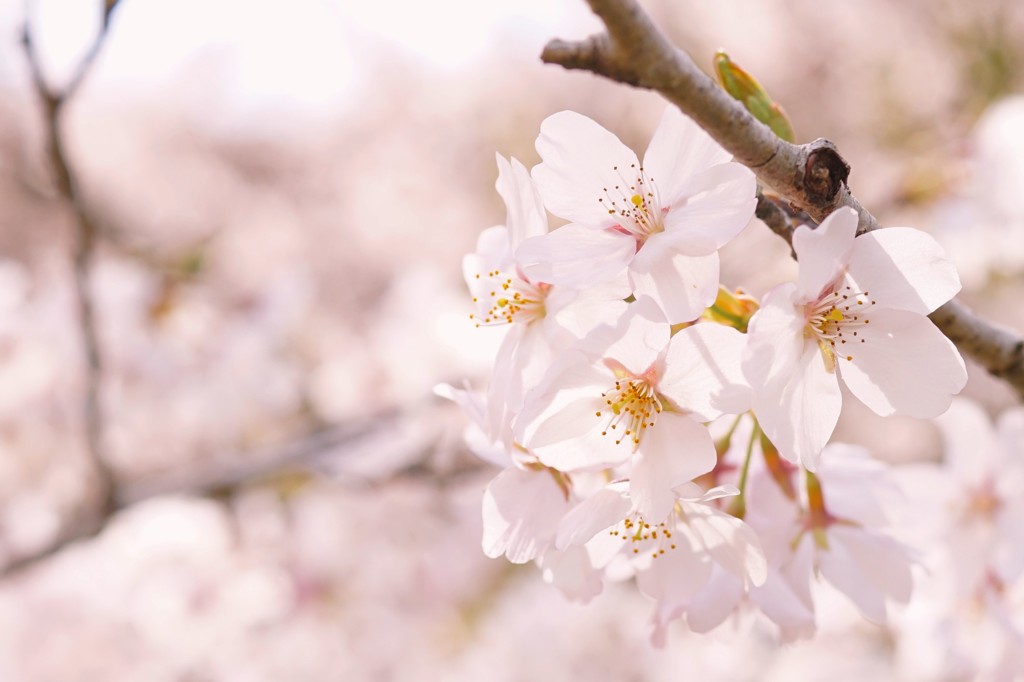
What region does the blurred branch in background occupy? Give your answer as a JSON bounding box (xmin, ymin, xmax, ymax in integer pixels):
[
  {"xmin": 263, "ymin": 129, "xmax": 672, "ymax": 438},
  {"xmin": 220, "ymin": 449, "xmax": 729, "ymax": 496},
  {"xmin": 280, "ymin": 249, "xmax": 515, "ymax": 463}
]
[
  {"xmin": 1, "ymin": 404, "xmax": 476, "ymax": 578},
  {"xmin": 543, "ymin": 0, "xmax": 1024, "ymax": 400},
  {"xmin": 17, "ymin": 0, "xmax": 123, "ymax": 571}
]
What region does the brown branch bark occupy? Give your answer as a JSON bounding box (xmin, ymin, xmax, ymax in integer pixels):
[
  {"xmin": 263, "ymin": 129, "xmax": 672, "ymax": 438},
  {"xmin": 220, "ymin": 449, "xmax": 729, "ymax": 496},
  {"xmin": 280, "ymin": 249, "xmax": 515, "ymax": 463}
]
[
  {"xmin": 542, "ymin": 0, "xmax": 1024, "ymax": 399},
  {"xmin": 21, "ymin": 3, "xmax": 122, "ymax": 527}
]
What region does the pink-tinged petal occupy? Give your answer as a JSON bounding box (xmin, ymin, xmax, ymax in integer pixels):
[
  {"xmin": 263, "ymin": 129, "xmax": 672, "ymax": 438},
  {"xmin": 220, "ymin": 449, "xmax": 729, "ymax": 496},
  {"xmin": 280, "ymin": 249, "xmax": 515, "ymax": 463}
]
[
  {"xmin": 660, "ymin": 163, "xmax": 757, "ymax": 251},
  {"xmin": 635, "ymin": 525, "xmax": 712, "ymax": 606},
  {"xmin": 495, "ymin": 154, "xmax": 547, "ymax": 248},
  {"xmin": 434, "ymin": 383, "xmax": 510, "ymax": 467},
  {"xmin": 793, "ymin": 207, "xmax": 858, "ymax": 301},
  {"xmin": 485, "ymin": 323, "xmax": 526, "ymax": 439},
  {"xmin": 539, "ymin": 545, "xmax": 603, "ymax": 603},
  {"xmin": 753, "ymin": 340, "xmax": 841, "ymax": 471},
  {"xmin": 522, "ymin": 392, "xmax": 625, "ymax": 471},
  {"xmin": 816, "ymin": 532, "xmax": 888, "ymax": 623},
  {"xmin": 600, "ymin": 296, "xmax": 671, "ymax": 374},
  {"xmin": 814, "ymin": 445, "xmax": 892, "ymax": 528},
  {"xmin": 847, "ymin": 227, "xmax": 961, "ymax": 315},
  {"xmin": 749, "ymin": 566, "xmax": 817, "ymax": 642},
  {"xmin": 630, "ymin": 249, "xmax": 720, "ymax": 324},
  {"xmin": 463, "ymin": 226, "xmax": 513, "ymax": 311},
  {"xmin": 517, "ymin": 224, "xmax": 634, "ymax": 289},
  {"xmin": 544, "ymin": 280, "xmax": 630, "ymax": 343},
  {"xmin": 837, "ymin": 308, "xmax": 967, "ymax": 418},
  {"xmin": 937, "ymin": 395, "xmax": 1003, "ymax": 481},
  {"xmin": 682, "ymin": 502, "xmax": 768, "ymax": 586},
  {"xmin": 514, "ymin": 351, "xmax": 625, "ymax": 469},
  {"xmin": 678, "ymin": 483, "xmax": 739, "ymax": 503},
  {"xmin": 481, "ymin": 466, "xmax": 572, "ymax": 563},
  {"xmin": 829, "ymin": 526, "xmax": 913, "ymax": 604},
  {"xmin": 743, "ymin": 283, "xmax": 804, "ymax": 391},
  {"xmin": 630, "ymin": 413, "xmax": 716, "ymax": 521},
  {"xmin": 779, "ymin": 533, "xmax": 816, "ymax": 616},
  {"xmin": 469, "ymin": 225, "xmax": 512, "ymax": 273},
  {"xmin": 661, "ymin": 323, "xmax": 752, "ymax": 420},
  {"xmin": 642, "ymin": 107, "xmax": 733, "ymax": 204},
  {"xmin": 684, "ymin": 566, "xmax": 745, "ymax": 633},
  {"xmin": 556, "ymin": 486, "xmax": 631, "ymax": 549},
  {"xmin": 533, "ymin": 110, "xmax": 640, "ymax": 226}
]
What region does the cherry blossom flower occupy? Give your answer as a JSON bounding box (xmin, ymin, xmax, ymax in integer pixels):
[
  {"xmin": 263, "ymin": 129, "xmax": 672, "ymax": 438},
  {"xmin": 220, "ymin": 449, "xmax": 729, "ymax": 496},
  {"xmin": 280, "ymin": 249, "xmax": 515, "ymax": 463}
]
[
  {"xmin": 743, "ymin": 207, "xmax": 966, "ymax": 469},
  {"xmin": 893, "ymin": 399, "xmax": 1024, "ymax": 680},
  {"xmin": 465, "ymin": 154, "xmax": 628, "ymax": 442},
  {"xmin": 434, "ymin": 383, "xmax": 603, "ymax": 602},
  {"xmin": 760, "ymin": 444, "xmax": 915, "ymax": 625},
  {"xmin": 516, "ymin": 298, "xmax": 752, "ymax": 520},
  {"xmin": 516, "ymin": 108, "xmax": 756, "ymax": 323},
  {"xmin": 555, "ymin": 480, "xmax": 766, "ymax": 646}
]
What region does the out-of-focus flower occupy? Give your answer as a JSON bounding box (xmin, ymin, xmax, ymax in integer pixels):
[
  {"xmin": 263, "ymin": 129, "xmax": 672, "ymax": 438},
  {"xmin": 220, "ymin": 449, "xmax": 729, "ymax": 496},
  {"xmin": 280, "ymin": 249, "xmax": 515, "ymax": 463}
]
[
  {"xmin": 744, "ymin": 207, "xmax": 966, "ymax": 469},
  {"xmin": 759, "ymin": 444, "xmax": 915, "ymax": 626},
  {"xmin": 893, "ymin": 399, "xmax": 1024, "ymax": 680},
  {"xmin": 517, "ymin": 108, "xmax": 756, "ymax": 323}
]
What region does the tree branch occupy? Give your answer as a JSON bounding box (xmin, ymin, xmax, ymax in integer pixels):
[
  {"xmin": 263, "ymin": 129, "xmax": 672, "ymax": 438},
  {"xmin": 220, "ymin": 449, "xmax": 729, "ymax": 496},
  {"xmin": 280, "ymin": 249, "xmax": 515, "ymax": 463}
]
[
  {"xmin": 21, "ymin": 2, "xmax": 121, "ymax": 520},
  {"xmin": 543, "ymin": 0, "xmax": 1024, "ymax": 399},
  {"xmin": 0, "ymin": 409, "xmax": 461, "ymax": 578}
]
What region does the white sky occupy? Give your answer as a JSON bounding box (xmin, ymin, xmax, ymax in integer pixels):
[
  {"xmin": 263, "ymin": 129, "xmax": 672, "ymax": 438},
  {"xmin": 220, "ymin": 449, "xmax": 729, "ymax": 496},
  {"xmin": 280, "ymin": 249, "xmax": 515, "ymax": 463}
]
[{"xmin": 2, "ymin": 0, "xmax": 598, "ymax": 119}]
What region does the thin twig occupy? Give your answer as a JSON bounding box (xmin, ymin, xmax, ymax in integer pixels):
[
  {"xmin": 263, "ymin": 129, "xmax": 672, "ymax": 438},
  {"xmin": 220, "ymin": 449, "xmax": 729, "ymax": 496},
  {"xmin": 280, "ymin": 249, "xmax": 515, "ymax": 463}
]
[
  {"xmin": 21, "ymin": 2, "xmax": 121, "ymax": 519},
  {"xmin": 542, "ymin": 0, "xmax": 1024, "ymax": 399}
]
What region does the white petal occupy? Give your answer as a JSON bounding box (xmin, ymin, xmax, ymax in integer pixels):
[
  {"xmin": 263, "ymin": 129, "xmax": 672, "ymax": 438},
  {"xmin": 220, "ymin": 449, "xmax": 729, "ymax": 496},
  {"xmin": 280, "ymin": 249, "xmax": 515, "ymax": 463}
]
[
  {"xmin": 793, "ymin": 207, "xmax": 858, "ymax": 301},
  {"xmin": 495, "ymin": 154, "xmax": 548, "ymax": 248},
  {"xmin": 660, "ymin": 323, "xmax": 753, "ymax": 420},
  {"xmin": 753, "ymin": 340, "xmax": 842, "ymax": 470},
  {"xmin": 779, "ymin": 533, "xmax": 816, "ymax": 616},
  {"xmin": 434, "ymin": 382, "xmax": 510, "ymax": 467},
  {"xmin": 630, "ymin": 413, "xmax": 716, "ymax": 521},
  {"xmin": 517, "ymin": 224, "xmax": 634, "ymax": 288},
  {"xmin": 847, "ymin": 227, "xmax": 961, "ymax": 315},
  {"xmin": 556, "ymin": 486, "xmax": 631, "ymax": 549},
  {"xmin": 935, "ymin": 398, "xmax": 1001, "ymax": 484},
  {"xmin": 544, "ymin": 281, "xmax": 630, "ymax": 342},
  {"xmin": 599, "ymin": 296, "xmax": 671, "ymax": 373},
  {"xmin": 816, "ymin": 532, "xmax": 888, "ymax": 623},
  {"xmin": 682, "ymin": 502, "xmax": 768, "ymax": 586},
  {"xmin": 660, "ymin": 163, "xmax": 756, "ymax": 251},
  {"xmin": 829, "ymin": 525, "xmax": 913, "ymax": 604},
  {"xmin": 485, "ymin": 323, "xmax": 526, "ymax": 439},
  {"xmin": 539, "ymin": 545, "xmax": 604, "ymax": 603},
  {"xmin": 464, "ymin": 225, "xmax": 514, "ymax": 313},
  {"xmin": 642, "ymin": 107, "xmax": 733, "ymax": 204},
  {"xmin": 481, "ymin": 466, "xmax": 572, "ymax": 563},
  {"xmin": 685, "ymin": 567, "xmax": 745, "ymax": 633},
  {"xmin": 635, "ymin": 527, "xmax": 712, "ymax": 606},
  {"xmin": 533, "ymin": 110, "xmax": 640, "ymax": 226},
  {"xmin": 749, "ymin": 566, "xmax": 817, "ymax": 641},
  {"xmin": 515, "ymin": 352, "xmax": 626, "ymax": 469},
  {"xmin": 742, "ymin": 283, "xmax": 804, "ymax": 391},
  {"xmin": 837, "ymin": 308, "xmax": 967, "ymax": 418},
  {"xmin": 630, "ymin": 249, "xmax": 720, "ymax": 324}
]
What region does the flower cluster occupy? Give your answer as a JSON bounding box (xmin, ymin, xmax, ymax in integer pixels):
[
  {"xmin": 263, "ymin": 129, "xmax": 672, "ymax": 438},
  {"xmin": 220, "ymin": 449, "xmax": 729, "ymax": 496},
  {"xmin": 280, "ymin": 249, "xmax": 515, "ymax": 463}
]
[{"xmin": 442, "ymin": 108, "xmax": 966, "ymax": 643}]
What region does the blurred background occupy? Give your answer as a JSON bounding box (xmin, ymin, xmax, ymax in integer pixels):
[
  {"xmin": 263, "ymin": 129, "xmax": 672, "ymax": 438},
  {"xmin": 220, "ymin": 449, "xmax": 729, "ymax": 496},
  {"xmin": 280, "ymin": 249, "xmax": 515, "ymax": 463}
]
[{"xmin": 0, "ymin": 0, "xmax": 1022, "ymax": 679}]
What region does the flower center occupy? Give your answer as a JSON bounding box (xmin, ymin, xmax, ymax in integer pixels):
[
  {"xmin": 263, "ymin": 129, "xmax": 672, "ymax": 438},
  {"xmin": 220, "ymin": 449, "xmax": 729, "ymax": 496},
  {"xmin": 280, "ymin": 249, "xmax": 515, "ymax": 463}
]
[
  {"xmin": 469, "ymin": 269, "xmax": 550, "ymax": 327},
  {"xmin": 596, "ymin": 163, "xmax": 666, "ymax": 245},
  {"xmin": 806, "ymin": 283, "xmax": 876, "ymax": 370},
  {"xmin": 608, "ymin": 513, "xmax": 678, "ymax": 558},
  {"xmin": 595, "ymin": 369, "xmax": 662, "ymax": 449}
]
